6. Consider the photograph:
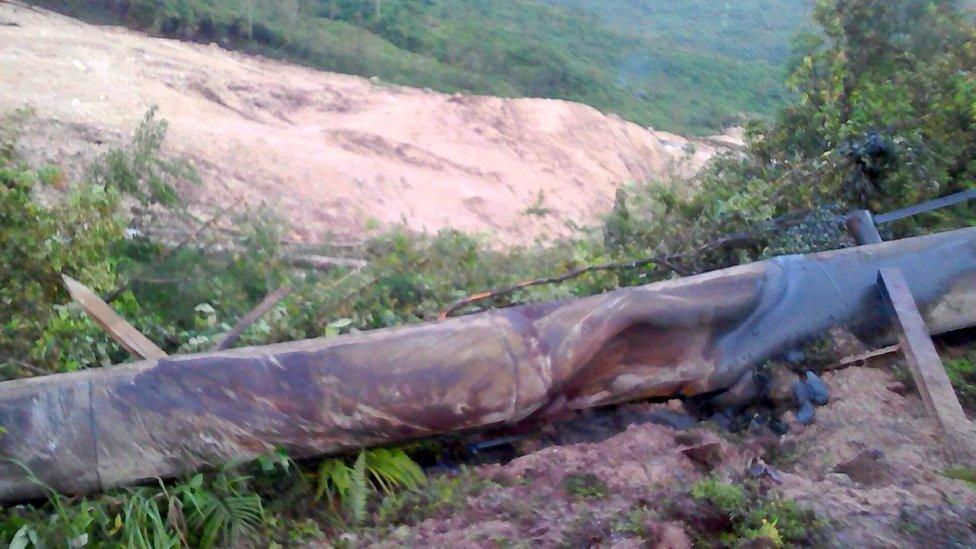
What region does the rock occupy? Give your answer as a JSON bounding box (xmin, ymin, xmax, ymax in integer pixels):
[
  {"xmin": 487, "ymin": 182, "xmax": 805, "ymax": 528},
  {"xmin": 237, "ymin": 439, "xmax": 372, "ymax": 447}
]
[
  {"xmin": 824, "ymin": 472, "xmax": 855, "ymax": 486},
  {"xmin": 713, "ymin": 370, "xmax": 759, "ymax": 408},
  {"xmin": 747, "ymin": 460, "xmax": 767, "ymax": 478},
  {"xmin": 805, "ymin": 371, "xmax": 830, "ymax": 405},
  {"xmin": 767, "ymin": 369, "xmax": 799, "ymax": 406},
  {"xmin": 885, "ymin": 381, "xmax": 910, "ymax": 395},
  {"xmin": 796, "ymin": 401, "xmax": 816, "ymax": 425},
  {"xmin": 746, "ymin": 459, "xmax": 784, "ymax": 484},
  {"xmin": 646, "ymin": 521, "xmax": 693, "ymax": 549},
  {"xmin": 793, "ymin": 379, "xmax": 812, "ymax": 406},
  {"xmin": 647, "ymin": 409, "xmax": 698, "ymax": 431},
  {"xmin": 681, "ymin": 442, "xmax": 724, "ymax": 471},
  {"xmin": 834, "ymin": 449, "xmax": 892, "ymax": 486}
]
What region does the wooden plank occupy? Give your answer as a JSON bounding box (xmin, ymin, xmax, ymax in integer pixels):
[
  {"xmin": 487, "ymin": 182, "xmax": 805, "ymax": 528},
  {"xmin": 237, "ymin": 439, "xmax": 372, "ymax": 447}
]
[
  {"xmin": 213, "ymin": 285, "xmax": 294, "ymax": 351},
  {"xmin": 875, "ymin": 188, "xmax": 976, "ymax": 224},
  {"xmin": 62, "ymin": 275, "xmax": 168, "ymax": 360},
  {"xmin": 878, "ymin": 268, "xmax": 975, "ymax": 460},
  {"xmin": 834, "ymin": 344, "xmax": 900, "ymax": 369}
]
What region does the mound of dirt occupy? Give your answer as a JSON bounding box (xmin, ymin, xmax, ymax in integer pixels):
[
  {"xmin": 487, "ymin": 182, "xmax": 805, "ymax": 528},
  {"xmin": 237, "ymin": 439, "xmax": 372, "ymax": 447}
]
[
  {"xmin": 0, "ymin": 2, "xmax": 733, "ymax": 245},
  {"xmin": 347, "ymin": 366, "xmax": 976, "ymax": 547}
]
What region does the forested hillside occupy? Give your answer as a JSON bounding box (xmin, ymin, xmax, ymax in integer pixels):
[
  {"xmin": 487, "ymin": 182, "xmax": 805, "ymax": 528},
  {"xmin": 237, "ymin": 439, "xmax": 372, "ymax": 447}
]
[{"xmin": 30, "ymin": 0, "xmax": 810, "ymax": 134}]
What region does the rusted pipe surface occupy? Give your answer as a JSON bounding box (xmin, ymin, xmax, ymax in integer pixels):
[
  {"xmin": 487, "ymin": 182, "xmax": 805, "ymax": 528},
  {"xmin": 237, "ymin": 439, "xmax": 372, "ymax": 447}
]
[{"xmin": 2, "ymin": 228, "xmax": 976, "ymax": 500}]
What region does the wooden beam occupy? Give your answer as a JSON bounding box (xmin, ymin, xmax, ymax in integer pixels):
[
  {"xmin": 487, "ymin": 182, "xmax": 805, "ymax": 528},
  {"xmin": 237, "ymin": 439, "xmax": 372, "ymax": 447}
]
[
  {"xmin": 834, "ymin": 344, "xmax": 900, "ymax": 369},
  {"xmin": 213, "ymin": 285, "xmax": 294, "ymax": 351},
  {"xmin": 878, "ymin": 268, "xmax": 975, "ymax": 460},
  {"xmin": 62, "ymin": 275, "xmax": 168, "ymax": 360}
]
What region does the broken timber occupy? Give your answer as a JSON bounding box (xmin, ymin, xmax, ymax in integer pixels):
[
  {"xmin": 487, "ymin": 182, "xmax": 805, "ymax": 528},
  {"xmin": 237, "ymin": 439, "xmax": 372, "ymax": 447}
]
[
  {"xmin": 3, "ymin": 228, "xmax": 976, "ymax": 501},
  {"xmin": 62, "ymin": 275, "xmax": 167, "ymax": 360},
  {"xmin": 213, "ymin": 285, "xmax": 295, "ymax": 351},
  {"xmin": 878, "ymin": 268, "xmax": 976, "ymax": 460}
]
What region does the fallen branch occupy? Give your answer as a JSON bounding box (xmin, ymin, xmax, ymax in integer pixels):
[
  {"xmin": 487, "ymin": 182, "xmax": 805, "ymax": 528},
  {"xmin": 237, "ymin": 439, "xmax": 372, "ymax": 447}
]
[
  {"xmin": 213, "ymin": 286, "xmax": 294, "ymax": 351},
  {"xmin": 441, "ymin": 210, "xmax": 810, "ymax": 318},
  {"xmin": 833, "ymin": 344, "xmax": 900, "ymax": 369},
  {"xmin": 284, "ymin": 254, "xmax": 368, "ymax": 271}
]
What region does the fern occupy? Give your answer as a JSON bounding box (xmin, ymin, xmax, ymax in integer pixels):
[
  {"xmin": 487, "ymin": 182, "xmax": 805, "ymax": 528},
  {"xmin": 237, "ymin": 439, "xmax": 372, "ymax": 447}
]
[
  {"xmin": 349, "ymin": 452, "xmax": 369, "ymax": 525},
  {"xmin": 364, "ymin": 448, "xmax": 425, "ymax": 494},
  {"xmin": 314, "ymin": 447, "xmax": 426, "ymax": 525},
  {"xmin": 316, "ymin": 458, "xmax": 353, "ymax": 502},
  {"xmin": 175, "ymin": 473, "xmax": 264, "ymax": 548}
]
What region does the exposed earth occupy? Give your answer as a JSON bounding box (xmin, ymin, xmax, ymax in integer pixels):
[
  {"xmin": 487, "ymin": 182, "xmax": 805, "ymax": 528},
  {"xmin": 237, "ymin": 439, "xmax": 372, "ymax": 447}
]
[
  {"xmin": 0, "ymin": 1, "xmax": 735, "ymax": 246},
  {"xmin": 342, "ymin": 364, "xmax": 976, "ymax": 548}
]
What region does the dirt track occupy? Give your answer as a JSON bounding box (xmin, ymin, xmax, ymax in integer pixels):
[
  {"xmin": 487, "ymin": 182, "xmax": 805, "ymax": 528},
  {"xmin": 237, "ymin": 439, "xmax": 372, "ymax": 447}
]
[{"xmin": 0, "ymin": 2, "xmax": 730, "ymax": 245}]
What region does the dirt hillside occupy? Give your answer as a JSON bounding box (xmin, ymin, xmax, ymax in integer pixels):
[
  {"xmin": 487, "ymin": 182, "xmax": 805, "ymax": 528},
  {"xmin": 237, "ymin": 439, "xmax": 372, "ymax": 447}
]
[{"xmin": 0, "ymin": 2, "xmax": 732, "ymax": 245}]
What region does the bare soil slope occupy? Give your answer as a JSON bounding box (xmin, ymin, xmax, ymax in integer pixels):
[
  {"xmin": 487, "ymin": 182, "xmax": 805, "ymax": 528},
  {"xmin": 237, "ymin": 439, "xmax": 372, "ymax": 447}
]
[
  {"xmin": 0, "ymin": 2, "xmax": 728, "ymax": 245},
  {"xmin": 352, "ymin": 366, "xmax": 976, "ymax": 547}
]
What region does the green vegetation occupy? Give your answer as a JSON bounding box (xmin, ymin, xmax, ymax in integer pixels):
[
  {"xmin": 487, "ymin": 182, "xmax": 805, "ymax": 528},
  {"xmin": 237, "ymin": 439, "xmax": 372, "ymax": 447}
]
[
  {"xmin": 602, "ymin": 0, "xmax": 976, "ymax": 277},
  {"xmin": 943, "ymin": 356, "xmax": 976, "ymax": 411},
  {"xmin": 561, "ymin": 472, "xmax": 609, "ymax": 499},
  {"xmin": 3, "ymin": 0, "xmax": 976, "ymax": 544},
  {"xmin": 688, "ymin": 476, "xmax": 823, "ymax": 547},
  {"xmin": 315, "ymin": 448, "xmax": 425, "ymax": 525},
  {"xmin": 944, "ymin": 466, "xmax": 976, "ymax": 490},
  {"xmin": 690, "ymin": 476, "xmax": 747, "ymax": 512},
  {"xmin": 31, "ymin": 0, "xmax": 810, "ymax": 134}
]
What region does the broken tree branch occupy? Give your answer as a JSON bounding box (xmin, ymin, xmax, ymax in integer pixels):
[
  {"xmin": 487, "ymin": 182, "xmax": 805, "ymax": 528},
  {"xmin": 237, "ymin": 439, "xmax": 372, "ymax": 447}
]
[
  {"xmin": 441, "ymin": 210, "xmax": 810, "ymax": 318},
  {"xmin": 213, "ymin": 285, "xmax": 295, "ymax": 351},
  {"xmin": 284, "ymin": 254, "xmax": 368, "ymax": 271}
]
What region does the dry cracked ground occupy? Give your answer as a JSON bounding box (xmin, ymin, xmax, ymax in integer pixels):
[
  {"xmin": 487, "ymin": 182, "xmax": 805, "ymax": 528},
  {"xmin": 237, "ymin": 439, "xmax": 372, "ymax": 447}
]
[{"xmin": 319, "ymin": 365, "xmax": 976, "ymax": 548}]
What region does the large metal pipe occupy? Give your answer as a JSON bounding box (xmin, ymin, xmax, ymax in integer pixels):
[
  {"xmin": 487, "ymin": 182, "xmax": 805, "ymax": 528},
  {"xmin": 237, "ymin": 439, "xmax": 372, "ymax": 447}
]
[{"xmin": 2, "ymin": 228, "xmax": 976, "ymax": 501}]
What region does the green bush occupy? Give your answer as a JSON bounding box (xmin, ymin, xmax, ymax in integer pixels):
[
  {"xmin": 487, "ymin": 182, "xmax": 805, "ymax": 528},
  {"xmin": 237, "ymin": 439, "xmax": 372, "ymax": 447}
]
[{"xmin": 0, "ymin": 160, "xmax": 124, "ymax": 375}]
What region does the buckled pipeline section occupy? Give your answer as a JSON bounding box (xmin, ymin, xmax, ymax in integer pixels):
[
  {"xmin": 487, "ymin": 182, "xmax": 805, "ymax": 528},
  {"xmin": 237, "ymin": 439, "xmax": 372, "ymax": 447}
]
[{"xmin": 1, "ymin": 228, "xmax": 976, "ymax": 501}]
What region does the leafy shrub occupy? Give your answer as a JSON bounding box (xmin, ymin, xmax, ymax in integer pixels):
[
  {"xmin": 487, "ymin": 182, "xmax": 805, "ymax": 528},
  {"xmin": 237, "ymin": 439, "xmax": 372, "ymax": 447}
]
[
  {"xmin": 88, "ymin": 105, "xmax": 197, "ymax": 207},
  {"xmin": 0, "ymin": 158, "xmax": 125, "ymax": 376},
  {"xmin": 690, "ymin": 477, "xmax": 747, "ymax": 515}
]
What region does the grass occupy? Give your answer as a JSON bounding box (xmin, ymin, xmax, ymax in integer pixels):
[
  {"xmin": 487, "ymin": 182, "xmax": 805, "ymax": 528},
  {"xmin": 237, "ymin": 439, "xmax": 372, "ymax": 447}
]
[
  {"xmin": 944, "ymin": 466, "xmax": 976, "ymax": 491},
  {"xmin": 562, "ymin": 472, "xmax": 610, "ymax": 499}
]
